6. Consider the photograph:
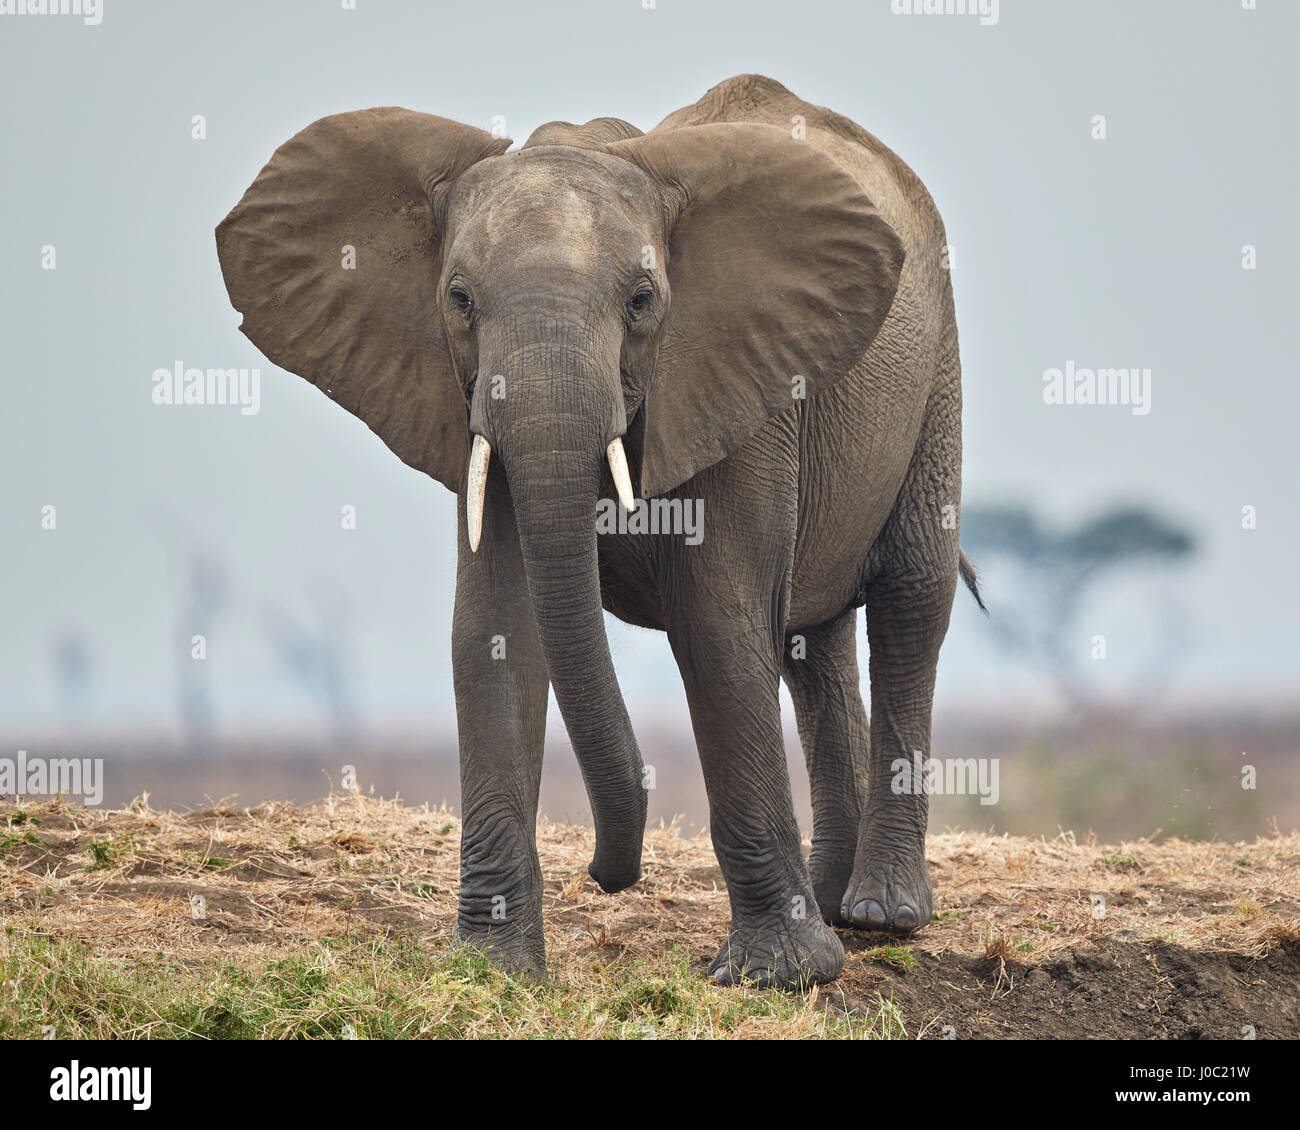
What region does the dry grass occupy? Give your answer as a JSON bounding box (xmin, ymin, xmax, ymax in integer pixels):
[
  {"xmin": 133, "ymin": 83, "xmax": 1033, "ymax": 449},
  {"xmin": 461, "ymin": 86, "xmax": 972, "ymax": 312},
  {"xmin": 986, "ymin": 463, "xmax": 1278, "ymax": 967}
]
[
  {"xmin": 921, "ymin": 826, "xmax": 1300, "ymax": 961},
  {"xmin": 1, "ymin": 794, "xmax": 1297, "ymax": 1038}
]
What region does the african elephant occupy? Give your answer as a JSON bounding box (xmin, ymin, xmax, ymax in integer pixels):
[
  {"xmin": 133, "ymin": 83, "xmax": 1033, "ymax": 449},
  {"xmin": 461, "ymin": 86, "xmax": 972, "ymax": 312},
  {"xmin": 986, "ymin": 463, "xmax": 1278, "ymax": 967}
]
[{"xmin": 216, "ymin": 74, "xmax": 980, "ymax": 989}]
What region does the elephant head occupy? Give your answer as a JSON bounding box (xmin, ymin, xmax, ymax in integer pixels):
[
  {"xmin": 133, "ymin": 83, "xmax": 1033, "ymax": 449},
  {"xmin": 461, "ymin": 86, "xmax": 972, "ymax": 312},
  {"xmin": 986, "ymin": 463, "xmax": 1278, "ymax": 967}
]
[{"xmin": 216, "ymin": 107, "xmax": 903, "ymax": 892}]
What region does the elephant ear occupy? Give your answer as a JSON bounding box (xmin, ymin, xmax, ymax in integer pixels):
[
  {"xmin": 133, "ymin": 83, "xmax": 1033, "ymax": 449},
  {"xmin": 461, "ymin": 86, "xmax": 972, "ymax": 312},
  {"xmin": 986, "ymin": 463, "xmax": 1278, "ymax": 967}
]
[
  {"xmin": 216, "ymin": 108, "xmax": 510, "ymax": 492},
  {"xmin": 609, "ymin": 123, "xmax": 904, "ymax": 498}
]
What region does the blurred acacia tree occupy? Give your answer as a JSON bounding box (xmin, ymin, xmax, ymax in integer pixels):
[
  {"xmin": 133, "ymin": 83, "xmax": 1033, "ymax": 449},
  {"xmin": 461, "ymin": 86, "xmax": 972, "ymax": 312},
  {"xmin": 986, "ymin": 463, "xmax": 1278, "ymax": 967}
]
[
  {"xmin": 259, "ymin": 580, "xmax": 358, "ymax": 751},
  {"xmin": 961, "ymin": 504, "xmax": 1197, "ymax": 711}
]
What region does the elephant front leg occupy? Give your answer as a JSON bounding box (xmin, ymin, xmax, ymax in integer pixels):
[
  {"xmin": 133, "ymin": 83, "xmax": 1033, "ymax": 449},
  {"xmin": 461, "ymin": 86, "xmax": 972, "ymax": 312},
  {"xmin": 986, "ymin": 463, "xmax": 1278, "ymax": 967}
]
[
  {"xmin": 451, "ymin": 483, "xmax": 550, "ymax": 977},
  {"xmin": 669, "ymin": 611, "xmax": 844, "ymax": 989}
]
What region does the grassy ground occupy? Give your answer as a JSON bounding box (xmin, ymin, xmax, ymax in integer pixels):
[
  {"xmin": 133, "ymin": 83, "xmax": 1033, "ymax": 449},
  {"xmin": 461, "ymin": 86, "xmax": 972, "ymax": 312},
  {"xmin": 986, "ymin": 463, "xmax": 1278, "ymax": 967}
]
[{"xmin": 2, "ymin": 794, "xmax": 1298, "ymax": 1039}]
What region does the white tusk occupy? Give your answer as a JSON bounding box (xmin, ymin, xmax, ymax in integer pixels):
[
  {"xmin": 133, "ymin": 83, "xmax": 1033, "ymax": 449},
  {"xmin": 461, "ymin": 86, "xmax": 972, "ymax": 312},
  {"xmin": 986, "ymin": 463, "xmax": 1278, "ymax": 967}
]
[
  {"xmin": 466, "ymin": 434, "xmax": 491, "ymax": 553},
  {"xmin": 607, "ymin": 437, "xmax": 635, "ymax": 514}
]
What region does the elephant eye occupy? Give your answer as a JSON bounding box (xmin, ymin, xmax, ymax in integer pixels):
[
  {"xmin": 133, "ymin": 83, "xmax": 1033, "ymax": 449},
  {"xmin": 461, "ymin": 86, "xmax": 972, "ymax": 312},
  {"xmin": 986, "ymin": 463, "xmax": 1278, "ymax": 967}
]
[
  {"xmin": 625, "ymin": 287, "xmax": 653, "ymax": 321},
  {"xmin": 448, "ymin": 284, "xmax": 475, "ymax": 321}
]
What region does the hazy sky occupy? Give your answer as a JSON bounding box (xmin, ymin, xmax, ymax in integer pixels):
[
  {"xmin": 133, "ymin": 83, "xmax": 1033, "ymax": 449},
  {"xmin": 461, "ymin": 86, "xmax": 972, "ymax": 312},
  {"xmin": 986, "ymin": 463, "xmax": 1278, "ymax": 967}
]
[{"xmin": 2, "ymin": 0, "xmax": 1296, "ymax": 742}]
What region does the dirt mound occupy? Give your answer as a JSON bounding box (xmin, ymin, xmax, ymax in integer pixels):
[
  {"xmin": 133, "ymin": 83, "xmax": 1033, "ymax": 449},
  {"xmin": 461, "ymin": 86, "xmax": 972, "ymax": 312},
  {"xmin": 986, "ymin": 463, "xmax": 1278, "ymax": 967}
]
[{"xmin": 2, "ymin": 795, "xmax": 1297, "ymax": 1038}]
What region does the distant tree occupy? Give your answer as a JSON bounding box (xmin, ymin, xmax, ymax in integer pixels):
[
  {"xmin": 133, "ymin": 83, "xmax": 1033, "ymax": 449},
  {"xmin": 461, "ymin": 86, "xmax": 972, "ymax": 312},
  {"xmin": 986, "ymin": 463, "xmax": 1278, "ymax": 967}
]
[
  {"xmin": 155, "ymin": 513, "xmax": 357, "ymax": 751},
  {"xmin": 259, "ymin": 581, "xmax": 358, "ymax": 749},
  {"xmin": 961, "ymin": 504, "xmax": 1196, "ymax": 711},
  {"xmin": 176, "ymin": 550, "xmax": 228, "ymax": 750},
  {"xmin": 51, "ymin": 629, "xmax": 93, "ymax": 718}
]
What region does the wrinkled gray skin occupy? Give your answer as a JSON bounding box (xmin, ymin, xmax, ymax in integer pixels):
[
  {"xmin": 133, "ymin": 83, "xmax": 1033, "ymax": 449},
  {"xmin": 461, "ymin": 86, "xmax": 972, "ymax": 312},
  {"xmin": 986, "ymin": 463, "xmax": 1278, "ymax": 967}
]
[{"xmin": 218, "ymin": 75, "xmax": 971, "ymax": 990}]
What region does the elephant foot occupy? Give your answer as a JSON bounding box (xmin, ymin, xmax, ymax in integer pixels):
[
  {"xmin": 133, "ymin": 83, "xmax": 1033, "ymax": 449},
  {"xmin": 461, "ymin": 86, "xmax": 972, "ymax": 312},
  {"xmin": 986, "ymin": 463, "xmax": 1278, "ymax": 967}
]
[
  {"xmin": 707, "ymin": 913, "xmax": 844, "ymax": 990},
  {"xmin": 451, "ymin": 925, "xmax": 547, "ymax": 981},
  {"xmin": 840, "ymin": 837, "xmax": 933, "ymax": 934}
]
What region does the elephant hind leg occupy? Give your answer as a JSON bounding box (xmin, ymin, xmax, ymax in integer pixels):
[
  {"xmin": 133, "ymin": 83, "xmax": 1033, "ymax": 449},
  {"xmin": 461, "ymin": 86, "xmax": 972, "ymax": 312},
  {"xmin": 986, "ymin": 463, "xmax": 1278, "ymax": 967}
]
[
  {"xmin": 843, "ymin": 373, "xmax": 962, "ymax": 934},
  {"xmin": 782, "ymin": 608, "xmax": 869, "ymax": 926}
]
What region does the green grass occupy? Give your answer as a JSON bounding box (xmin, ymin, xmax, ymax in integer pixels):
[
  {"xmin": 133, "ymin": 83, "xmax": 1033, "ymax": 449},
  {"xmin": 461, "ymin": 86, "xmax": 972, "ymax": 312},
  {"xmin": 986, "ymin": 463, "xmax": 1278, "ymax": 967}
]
[
  {"xmin": 0, "ymin": 929, "xmax": 903, "ymax": 1040},
  {"xmin": 1100, "ymin": 850, "xmax": 1143, "ymax": 872},
  {"xmin": 859, "ymin": 944, "xmax": 918, "ymax": 971},
  {"xmin": 0, "ymin": 831, "xmax": 45, "ymax": 860},
  {"xmin": 864, "ymin": 992, "xmax": 909, "ymax": 1040},
  {"xmin": 86, "ymin": 834, "xmax": 134, "ymax": 871}
]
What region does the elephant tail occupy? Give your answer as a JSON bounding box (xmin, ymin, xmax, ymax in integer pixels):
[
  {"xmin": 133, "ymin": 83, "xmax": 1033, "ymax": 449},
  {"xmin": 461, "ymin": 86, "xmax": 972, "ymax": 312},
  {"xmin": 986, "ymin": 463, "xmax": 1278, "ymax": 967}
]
[{"xmin": 959, "ymin": 550, "xmax": 987, "ymax": 614}]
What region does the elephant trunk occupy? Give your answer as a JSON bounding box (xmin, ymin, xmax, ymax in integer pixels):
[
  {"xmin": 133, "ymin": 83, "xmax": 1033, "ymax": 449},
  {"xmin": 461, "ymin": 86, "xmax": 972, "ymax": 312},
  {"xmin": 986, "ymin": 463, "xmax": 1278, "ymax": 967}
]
[{"xmin": 479, "ymin": 352, "xmax": 646, "ymax": 893}]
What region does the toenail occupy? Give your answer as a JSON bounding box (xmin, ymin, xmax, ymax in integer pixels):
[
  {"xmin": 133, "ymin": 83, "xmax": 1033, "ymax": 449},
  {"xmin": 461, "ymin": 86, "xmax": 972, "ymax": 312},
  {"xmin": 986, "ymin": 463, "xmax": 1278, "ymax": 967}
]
[
  {"xmin": 851, "ymin": 899, "xmax": 888, "ymax": 928},
  {"xmin": 894, "ymin": 905, "xmax": 918, "ymax": 930}
]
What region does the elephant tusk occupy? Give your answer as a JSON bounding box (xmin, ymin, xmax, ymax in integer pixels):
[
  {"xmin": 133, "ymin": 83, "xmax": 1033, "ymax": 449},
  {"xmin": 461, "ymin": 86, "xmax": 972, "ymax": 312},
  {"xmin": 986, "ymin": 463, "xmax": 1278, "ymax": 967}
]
[
  {"xmin": 466, "ymin": 434, "xmax": 491, "ymax": 553},
  {"xmin": 607, "ymin": 437, "xmax": 635, "ymax": 514}
]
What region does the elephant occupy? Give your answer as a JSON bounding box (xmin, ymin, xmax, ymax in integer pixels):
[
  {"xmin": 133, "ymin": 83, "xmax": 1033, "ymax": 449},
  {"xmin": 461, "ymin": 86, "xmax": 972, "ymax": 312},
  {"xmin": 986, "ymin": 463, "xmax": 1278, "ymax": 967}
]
[{"xmin": 216, "ymin": 73, "xmax": 981, "ymax": 990}]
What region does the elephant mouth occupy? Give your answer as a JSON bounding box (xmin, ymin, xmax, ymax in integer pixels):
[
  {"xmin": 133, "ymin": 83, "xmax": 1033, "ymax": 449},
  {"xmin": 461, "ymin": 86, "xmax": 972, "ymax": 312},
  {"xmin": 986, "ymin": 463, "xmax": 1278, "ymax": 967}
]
[{"xmin": 465, "ymin": 432, "xmax": 635, "ymax": 552}]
